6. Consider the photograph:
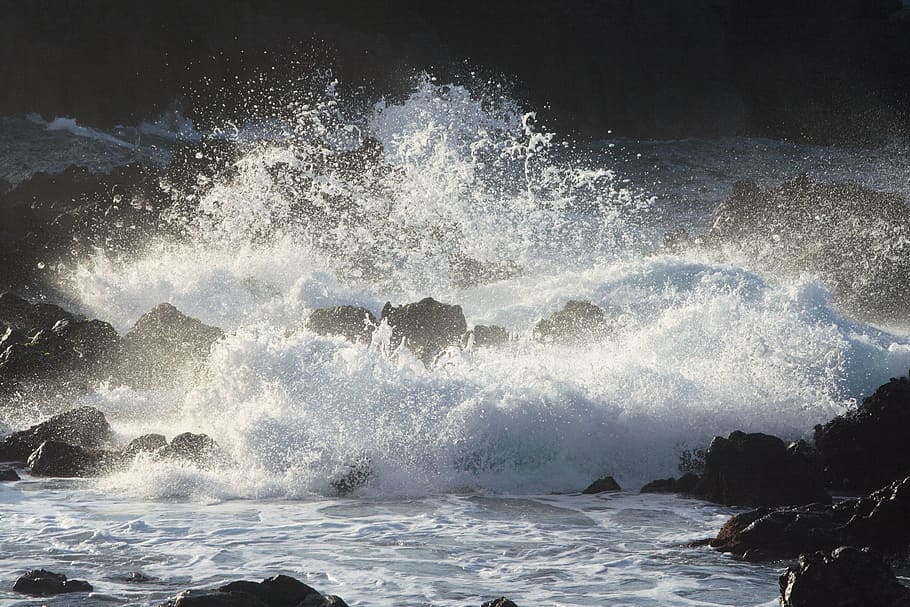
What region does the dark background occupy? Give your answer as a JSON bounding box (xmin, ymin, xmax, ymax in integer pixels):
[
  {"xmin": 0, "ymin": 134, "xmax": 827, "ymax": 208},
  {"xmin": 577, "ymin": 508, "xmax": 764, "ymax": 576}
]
[{"xmin": 2, "ymin": 0, "xmax": 909, "ymax": 145}]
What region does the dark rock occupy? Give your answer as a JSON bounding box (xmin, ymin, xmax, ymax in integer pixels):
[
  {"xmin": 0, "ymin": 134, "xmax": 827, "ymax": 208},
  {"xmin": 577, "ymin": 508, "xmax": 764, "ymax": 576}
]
[
  {"xmin": 481, "ymin": 599, "xmax": 520, "ymax": 607},
  {"xmin": 779, "ymin": 547, "xmax": 910, "ymax": 607},
  {"xmin": 0, "ymin": 467, "xmax": 20, "ymax": 481},
  {"xmin": 122, "ymin": 433, "xmax": 168, "ymax": 459},
  {"xmin": 471, "ymin": 325, "xmax": 510, "ymax": 348},
  {"xmin": 381, "ymin": 297, "xmax": 467, "ymax": 364},
  {"xmin": 13, "ymin": 569, "xmax": 93, "ymax": 596},
  {"xmin": 641, "ymin": 473, "xmax": 700, "ymax": 494},
  {"xmin": 582, "ymin": 476, "xmax": 622, "ymax": 494},
  {"xmin": 0, "ymin": 292, "xmax": 75, "ymax": 332},
  {"xmin": 533, "ymin": 301, "xmax": 614, "ymax": 344},
  {"xmin": 711, "ymin": 475, "xmax": 910, "ymax": 561},
  {"xmin": 158, "ymin": 432, "xmax": 228, "ymax": 468},
  {"xmin": 306, "ymin": 306, "xmax": 377, "ymax": 343},
  {"xmin": 156, "ymin": 574, "xmax": 348, "ymax": 607},
  {"xmin": 814, "ymin": 375, "xmax": 910, "ymax": 491},
  {"xmin": 0, "ymin": 406, "xmax": 112, "ymax": 461},
  {"xmin": 331, "ymin": 456, "xmax": 372, "ymax": 496},
  {"xmin": 124, "ymin": 571, "xmax": 155, "ymax": 583},
  {"xmin": 114, "ymin": 303, "xmax": 223, "ymax": 388},
  {"xmin": 691, "ymin": 431, "xmax": 830, "ymax": 507},
  {"xmin": 27, "ymin": 440, "xmax": 109, "ymax": 477}
]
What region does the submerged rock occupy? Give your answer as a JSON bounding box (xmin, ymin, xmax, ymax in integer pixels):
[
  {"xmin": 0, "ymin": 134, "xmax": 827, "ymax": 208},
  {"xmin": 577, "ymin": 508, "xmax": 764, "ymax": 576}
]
[
  {"xmin": 157, "ymin": 574, "xmax": 348, "ymax": 607},
  {"xmin": 814, "ymin": 375, "xmax": 910, "ymax": 491},
  {"xmin": 640, "ymin": 473, "xmax": 700, "ymax": 494},
  {"xmin": 691, "ymin": 431, "xmax": 829, "ymax": 507},
  {"xmin": 306, "ymin": 306, "xmax": 377, "ymax": 343},
  {"xmin": 582, "ymin": 476, "xmax": 622, "ymax": 494},
  {"xmin": 481, "ymin": 599, "xmax": 520, "ymax": 607},
  {"xmin": 533, "ymin": 300, "xmax": 614, "ymax": 344},
  {"xmin": 0, "ymin": 406, "xmax": 112, "ymax": 461},
  {"xmin": 13, "ymin": 569, "xmax": 93, "ymax": 596},
  {"xmin": 381, "ymin": 297, "xmax": 467, "ymax": 364},
  {"xmin": 779, "ymin": 547, "xmax": 910, "ymax": 607},
  {"xmin": 711, "ymin": 475, "xmax": 910, "ymax": 561}
]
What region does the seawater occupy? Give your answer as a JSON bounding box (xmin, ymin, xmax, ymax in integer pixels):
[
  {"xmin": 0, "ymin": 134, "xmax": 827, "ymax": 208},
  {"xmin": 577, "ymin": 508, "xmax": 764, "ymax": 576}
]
[{"xmin": 2, "ymin": 77, "xmax": 910, "ymax": 606}]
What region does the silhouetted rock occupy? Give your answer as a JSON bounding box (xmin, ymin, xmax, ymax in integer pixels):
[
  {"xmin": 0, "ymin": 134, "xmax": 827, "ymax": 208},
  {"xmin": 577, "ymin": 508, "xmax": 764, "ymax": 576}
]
[
  {"xmin": 158, "ymin": 432, "xmax": 228, "ymax": 468},
  {"xmin": 381, "ymin": 297, "xmax": 467, "ymax": 364},
  {"xmin": 121, "ymin": 433, "xmax": 168, "ymax": 459},
  {"xmin": 0, "ymin": 292, "xmax": 74, "ymax": 332},
  {"xmin": 27, "ymin": 440, "xmax": 109, "ymax": 477},
  {"xmin": 114, "ymin": 303, "xmax": 223, "ymax": 387},
  {"xmin": 711, "ymin": 475, "xmax": 910, "ymax": 561},
  {"xmin": 306, "ymin": 306, "xmax": 377, "ymax": 343},
  {"xmin": 0, "ymin": 406, "xmax": 112, "ymax": 461},
  {"xmin": 641, "ymin": 473, "xmax": 700, "ymax": 494},
  {"xmin": 779, "ymin": 547, "xmax": 910, "ymax": 607},
  {"xmin": 814, "ymin": 375, "xmax": 910, "ymax": 491},
  {"xmin": 534, "ymin": 301, "xmax": 614, "ymax": 344},
  {"xmin": 691, "ymin": 431, "xmax": 830, "ymax": 507},
  {"xmin": 157, "ymin": 574, "xmax": 348, "ymax": 607},
  {"xmin": 470, "ymin": 325, "xmax": 510, "ymax": 348},
  {"xmin": 0, "ymin": 467, "xmax": 20, "ymax": 481},
  {"xmin": 481, "ymin": 599, "xmax": 520, "ymax": 607},
  {"xmin": 582, "ymin": 476, "xmax": 622, "ymax": 494},
  {"xmin": 13, "ymin": 569, "xmax": 93, "ymax": 596}
]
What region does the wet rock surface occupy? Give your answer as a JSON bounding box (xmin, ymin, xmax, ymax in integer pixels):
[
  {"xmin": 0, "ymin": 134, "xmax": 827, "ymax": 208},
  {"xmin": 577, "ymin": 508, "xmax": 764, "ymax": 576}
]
[
  {"xmin": 381, "ymin": 297, "xmax": 467, "ymax": 364},
  {"xmin": 0, "ymin": 406, "xmax": 112, "ymax": 462},
  {"xmin": 582, "ymin": 476, "xmax": 622, "ymax": 494},
  {"xmin": 157, "ymin": 574, "xmax": 349, "ymax": 607},
  {"xmin": 779, "ymin": 547, "xmax": 910, "ymax": 607},
  {"xmin": 641, "ymin": 473, "xmax": 700, "ymax": 494},
  {"xmin": 533, "ymin": 300, "xmax": 614, "ymax": 344},
  {"xmin": 306, "ymin": 306, "xmax": 377, "ymax": 343},
  {"xmin": 26, "ymin": 440, "xmax": 110, "ymax": 477},
  {"xmin": 13, "ymin": 569, "xmax": 93, "ymax": 596}
]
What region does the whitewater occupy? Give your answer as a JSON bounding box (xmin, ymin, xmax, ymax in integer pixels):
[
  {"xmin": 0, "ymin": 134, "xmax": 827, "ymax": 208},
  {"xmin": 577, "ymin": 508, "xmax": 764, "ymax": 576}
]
[{"xmin": 2, "ymin": 78, "xmax": 910, "ymax": 606}]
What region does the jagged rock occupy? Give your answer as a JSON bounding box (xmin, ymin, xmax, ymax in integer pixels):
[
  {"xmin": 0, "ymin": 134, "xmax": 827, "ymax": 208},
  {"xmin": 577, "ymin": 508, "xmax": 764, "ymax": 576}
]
[
  {"xmin": 0, "ymin": 406, "xmax": 112, "ymax": 461},
  {"xmin": 331, "ymin": 456, "xmax": 372, "ymax": 496},
  {"xmin": 381, "ymin": 297, "xmax": 467, "ymax": 364},
  {"xmin": 13, "ymin": 569, "xmax": 93, "ymax": 596},
  {"xmin": 0, "ymin": 467, "xmax": 20, "ymax": 481},
  {"xmin": 641, "ymin": 473, "xmax": 700, "ymax": 494},
  {"xmin": 582, "ymin": 476, "xmax": 622, "ymax": 494},
  {"xmin": 779, "ymin": 547, "xmax": 910, "ymax": 607},
  {"xmin": 122, "ymin": 433, "xmax": 168, "ymax": 459},
  {"xmin": 481, "ymin": 599, "xmax": 520, "ymax": 607},
  {"xmin": 114, "ymin": 303, "xmax": 223, "ymax": 387},
  {"xmin": 471, "ymin": 325, "xmax": 510, "ymax": 348},
  {"xmin": 158, "ymin": 432, "xmax": 228, "ymax": 468},
  {"xmin": 691, "ymin": 431, "xmax": 830, "ymax": 507},
  {"xmin": 533, "ymin": 300, "xmax": 614, "ymax": 344},
  {"xmin": 711, "ymin": 476, "xmax": 910, "ymax": 561},
  {"xmin": 156, "ymin": 574, "xmax": 348, "ymax": 607},
  {"xmin": 306, "ymin": 306, "xmax": 377, "ymax": 343},
  {"xmin": 27, "ymin": 440, "xmax": 109, "ymax": 477},
  {"xmin": 814, "ymin": 375, "xmax": 910, "ymax": 491},
  {"xmin": 0, "ymin": 292, "xmax": 74, "ymax": 332}
]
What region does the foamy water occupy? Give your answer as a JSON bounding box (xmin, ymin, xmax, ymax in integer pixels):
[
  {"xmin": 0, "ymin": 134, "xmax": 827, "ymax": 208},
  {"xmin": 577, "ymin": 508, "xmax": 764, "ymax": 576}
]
[{"xmin": 2, "ymin": 77, "xmax": 910, "ymax": 605}]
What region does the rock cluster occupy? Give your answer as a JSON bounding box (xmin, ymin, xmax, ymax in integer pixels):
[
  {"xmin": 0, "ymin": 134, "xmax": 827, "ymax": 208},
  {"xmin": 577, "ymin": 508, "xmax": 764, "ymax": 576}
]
[{"xmin": 13, "ymin": 569, "xmax": 92, "ymax": 596}]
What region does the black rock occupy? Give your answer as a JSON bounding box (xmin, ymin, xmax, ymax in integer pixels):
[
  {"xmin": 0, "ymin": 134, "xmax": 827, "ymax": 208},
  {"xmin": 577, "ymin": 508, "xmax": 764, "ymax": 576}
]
[
  {"xmin": 0, "ymin": 406, "xmax": 112, "ymax": 461},
  {"xmin": 711, "ymin": 475, "xmax": 910, "ymax": 561},
  {"xmin": 0, "ymin": 467, "xmax": 20, "ymax": 481},
  {"xmin": 691, "ymin": 431, "xmax": 830, "ymax": 507},
  {"xmin": 381, "ymin": 297, "xmax": 467, "ymax": 364},
  {"xmin": 159, "ymin": 432, "xmax": 228, "ymax": 468},
  {"xmin": 471, "ymin": 325, "xmax": 510, "ymax": 348},
  {"xmin": 481, "ymin": 598, "xmax": 520, "ymax": 607},
  {"xmin": 0, "ymin": 292, "xmax": 75, "ymax": 333},
  {"xmin": 582, "ymin": 476, "xmax": 622, "ymax": 494},
  {"xmin": 331, "ymin": 456, "xmax": 372, "ymax": 496},
  {"xmin": 13, "ymin": 569, "xmax": 93, "ymax": 596},
  {"xmin": 779, "ymin": 547, "xmax": 910, "ymax": 607},
  {"xmin": 27, "ymin": 440, "xmax": 106, "ymax": 477},
  {"xmin": 306, "ymin": 306, "xmax": 377, "ymax": 343},
  {"xmin": 533, "ymin": 300, "xmax": 614, "ymax": 344},
  {"xmin": 122, "ymin": 433, "xmax": 168, "ymax": 459},
  {"xmin": 641, "ymin": 473, "xmax": 700, "ymax": 494},
  {"xmin": 814, "ymin": 375, "xmax": 910, "ymax": 491},
  {"xmin": 157, "ymin": 574, "xmax": 348, "ymax": 607}
]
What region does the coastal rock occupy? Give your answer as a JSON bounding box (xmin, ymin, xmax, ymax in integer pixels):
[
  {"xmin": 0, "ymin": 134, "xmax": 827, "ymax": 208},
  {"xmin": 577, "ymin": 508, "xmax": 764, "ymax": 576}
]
[
  {"xmin": 27, "ymin": 440, "xmax": 108, "ymax": 477},
  {"xmin": 481, "ymin": 599, "xmax": 520, "ymax": 607},
  {"xmin": 158, "ymin": 432, "xmax": 228, "ymax": 468},
  {"xmin": 533, "ymin": 300, "xmax": 614, "ymax": 344},
  {"xmin": 0, "ymin": 406, "xmax": 112, "ymax": 461},
  {"xmin": 641, "ymin": 473, "xmax": 700, "ymax": 494},
  {"xmin": 114, "ymin": 303, "xmax": 223, "ymax": 388},
  {"xmin": 582, "ymin": 476, "xmax": 622, "ymax": 494},
  {"xmin": 470, "ymin": 325, "xmax": 510, "ymax": 348},
  {"xmin": 814, "ymin": 375, "xmax": 910, "ymax": 491},
  {"xmin": 157, "ymin": 574, "xmax": 348, "ymax": 607},
  {"xmin": 691, "ymin": 431, "xmax": 830, "ymax": 507},
  {"xmin": 0, "ymin": 467, "xmax": 20, "ymax": 481},
  {"xmin": 779, "ymin": 547, "xmax": 910, "ymax": 607},
  {"xmin": 13, "ymin": 569, "xmax": 93, "ymax": 596},
  {"xmin": 381, "ymin": 297, "xmax": 467, "ymax": 364},
  {"xmin": 711, "ymin": 475, "xmax": 910, "ymax": 561},
  {"xmin": 306, "ymin": 306, "xmax": 377, "ymax": 343},
  {"xmin": 0, "ymin": 292, "xmax": 74, "ymax": 332},
  {"xmin": 331, "ymin": 456, "xmax": 373, "ymax": 496},
  {"xmin": 121, "ymin": 433, "xmax": 168, "ymax": 459}
]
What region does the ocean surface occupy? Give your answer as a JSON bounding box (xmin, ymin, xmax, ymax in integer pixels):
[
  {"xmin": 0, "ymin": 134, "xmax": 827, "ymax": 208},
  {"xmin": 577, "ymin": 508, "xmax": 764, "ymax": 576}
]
[{"xmin": 2, "ymin": 78, "xmax": 910, "ymax": 606}]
